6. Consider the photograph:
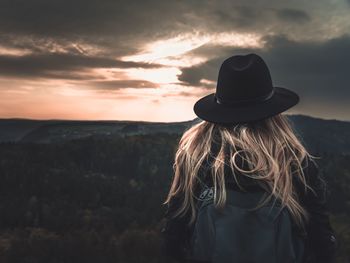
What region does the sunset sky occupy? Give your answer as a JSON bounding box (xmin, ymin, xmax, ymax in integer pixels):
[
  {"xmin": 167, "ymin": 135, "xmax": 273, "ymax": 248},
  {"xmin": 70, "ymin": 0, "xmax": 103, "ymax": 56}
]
[{"xmin": 0, "ymin": 0, "xmax": 349, "ymax": 122}]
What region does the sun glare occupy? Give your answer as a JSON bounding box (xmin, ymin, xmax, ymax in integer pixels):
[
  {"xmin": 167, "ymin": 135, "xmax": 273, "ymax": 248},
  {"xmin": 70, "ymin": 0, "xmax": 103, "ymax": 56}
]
[
  {"xmin": 120, "ymin": 33, "xmax": 211, "ymax": 63},
  {"xmin": 122, "ymin": 67, "xmax": 182, "ymax": 84},
  {"xmin": 118, "ymin": 31, "xmax": 263, "ymax": 87},
  {"xmin": 213, "ymin": 32, "xmax": 262, "ymax": 47},
  {"xmin": 120, "ymin": 31, "xmax": 263, "ymax": 65},
  {"xmin": 0, "ymin": 45, "xmax": 32, "ymax": 56}
]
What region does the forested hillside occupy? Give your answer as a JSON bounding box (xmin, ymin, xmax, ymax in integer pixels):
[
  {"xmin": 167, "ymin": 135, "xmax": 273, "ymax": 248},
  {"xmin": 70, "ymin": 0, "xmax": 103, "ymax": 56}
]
[{"xmin": 0, "ymin": 116, "xmax": 348, "ymax": 262}]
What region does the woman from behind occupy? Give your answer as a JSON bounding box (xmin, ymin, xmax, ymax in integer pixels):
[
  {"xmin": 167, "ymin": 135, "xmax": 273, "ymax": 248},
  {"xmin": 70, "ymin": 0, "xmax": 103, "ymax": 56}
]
[{"xmin": 161, "ymin": 53, "xmax": 338, "ymax": 263}]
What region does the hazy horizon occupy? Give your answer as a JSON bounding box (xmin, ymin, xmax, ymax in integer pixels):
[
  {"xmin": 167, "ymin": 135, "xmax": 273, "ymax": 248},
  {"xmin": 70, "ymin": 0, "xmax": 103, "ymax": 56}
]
[{"xmin": 1, "ymin": 113, "xmax": 349, "ymax": 124}]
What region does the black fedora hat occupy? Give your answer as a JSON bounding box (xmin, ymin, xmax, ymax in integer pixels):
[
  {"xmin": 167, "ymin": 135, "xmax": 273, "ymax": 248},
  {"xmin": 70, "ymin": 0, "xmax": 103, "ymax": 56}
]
[{"xmin": 193, "ymin": 53, "xmax": 299, "ymax": 124}]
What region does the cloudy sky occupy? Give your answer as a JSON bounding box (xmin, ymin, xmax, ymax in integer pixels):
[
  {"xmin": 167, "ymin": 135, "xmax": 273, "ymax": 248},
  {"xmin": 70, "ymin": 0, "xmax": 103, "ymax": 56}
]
[{"xmin": 0, "ymin": 0, "xmax": 349, "ymax": 122}]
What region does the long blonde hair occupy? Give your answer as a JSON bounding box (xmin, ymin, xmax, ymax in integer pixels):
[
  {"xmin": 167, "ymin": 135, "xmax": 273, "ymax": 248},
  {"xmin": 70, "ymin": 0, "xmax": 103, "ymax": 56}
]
[{"xmin": 163, "ymin": 113, "xmax": 319, "ymax": 231}]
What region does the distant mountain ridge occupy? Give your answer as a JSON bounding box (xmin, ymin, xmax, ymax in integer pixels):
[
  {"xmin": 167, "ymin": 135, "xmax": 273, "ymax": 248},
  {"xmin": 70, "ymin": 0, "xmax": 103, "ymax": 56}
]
[
  {"xmin": 0, "ymin": 118, "xmax": 193, "ymax": 143},
  {"xmin": 0, "ymin": 114, "xmax": 349, "ymax": 155}
]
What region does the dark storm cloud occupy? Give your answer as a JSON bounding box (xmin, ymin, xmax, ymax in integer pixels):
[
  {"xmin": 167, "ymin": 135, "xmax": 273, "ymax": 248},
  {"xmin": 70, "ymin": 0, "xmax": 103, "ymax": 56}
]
[
  {"xmin": 178, "ymin": 33, "xmax": 350, "ymax": 104},
  {"xmin": 0, "ymin": 0, "xmax": 275, "ymax": 82},
  {"xmin": 177, "ymin": 66, "xmax": 208, "ymax": 87},
  {"xmin": 0, "ymin": 0, "xmax": 347, "ymax": 62},
  {"xmin": 260, "ymin": 33, "xmax": 350, "ymax": 101},
  {"xmin": 0, "ymin": 0, "xmax": 186, "ymax": 60},
  {"xmin": 199, "ymin": 4, "xmax": 269, "ymax": 31},
  {"xmin": 0, "ymin": 0, "xmax": 277, "ymax": 58},
  {"xmin": 0, "ymin": 53, "xmax": 162, "ymax": 79},
  {"xmin": 0, "ymin": 1, "xmax": 263, "ymax": 37},
  {"xmin": 0, "ymin": 0, "xmax": 188, "ymax": 53},
  {"xmin": 177, "ymin": 46, "xmax": 255, "ymax": 87},
  {"xmin": 275, "ymin": 8, "xmax": 311, "ymax": 23}
]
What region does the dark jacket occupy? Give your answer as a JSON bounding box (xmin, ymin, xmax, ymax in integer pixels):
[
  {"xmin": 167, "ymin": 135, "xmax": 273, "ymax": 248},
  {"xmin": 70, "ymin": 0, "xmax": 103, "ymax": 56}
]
[{"xmin": 160, "ymin": 151, "xmax": 338, "ymax": 263}]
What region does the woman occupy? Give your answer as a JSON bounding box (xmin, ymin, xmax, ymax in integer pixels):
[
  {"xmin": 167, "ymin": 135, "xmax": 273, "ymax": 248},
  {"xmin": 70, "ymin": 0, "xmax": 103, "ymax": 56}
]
[{"xmin": 161, "ymin": 53, "xmax": 338, "ymax": 263}]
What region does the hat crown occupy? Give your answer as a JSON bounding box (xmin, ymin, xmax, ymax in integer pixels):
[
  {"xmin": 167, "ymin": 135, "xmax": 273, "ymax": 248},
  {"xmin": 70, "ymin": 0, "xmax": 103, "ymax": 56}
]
[{"xmin": 215, "ymin": 53, "xmax": 274, "ymax": 104}]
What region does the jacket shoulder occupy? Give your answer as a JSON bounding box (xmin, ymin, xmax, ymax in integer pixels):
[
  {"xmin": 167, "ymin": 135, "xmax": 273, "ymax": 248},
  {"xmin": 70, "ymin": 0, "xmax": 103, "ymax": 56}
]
[{"xmin": 296, "ymin": 156, "xmax": 338, "ymax": 263}]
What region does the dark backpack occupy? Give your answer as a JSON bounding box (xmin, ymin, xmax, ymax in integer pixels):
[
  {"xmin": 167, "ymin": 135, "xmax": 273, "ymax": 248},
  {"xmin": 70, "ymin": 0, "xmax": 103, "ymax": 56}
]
[{"xmin": 185, "ymin": 186, "xmax": 307, "ymax": 263}]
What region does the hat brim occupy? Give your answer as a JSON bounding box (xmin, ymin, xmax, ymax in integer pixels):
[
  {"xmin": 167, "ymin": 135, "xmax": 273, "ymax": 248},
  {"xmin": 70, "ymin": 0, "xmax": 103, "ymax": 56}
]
[{"xmin": 193, "ymin": 87, "xmax": 299, "ymax": 124}]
